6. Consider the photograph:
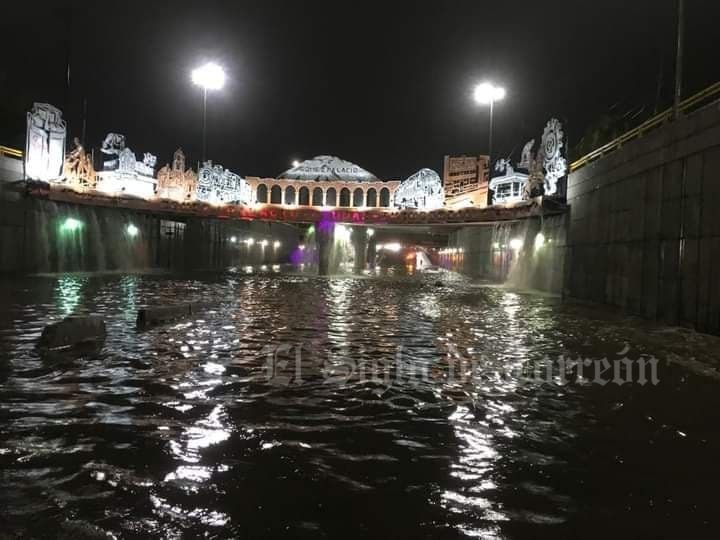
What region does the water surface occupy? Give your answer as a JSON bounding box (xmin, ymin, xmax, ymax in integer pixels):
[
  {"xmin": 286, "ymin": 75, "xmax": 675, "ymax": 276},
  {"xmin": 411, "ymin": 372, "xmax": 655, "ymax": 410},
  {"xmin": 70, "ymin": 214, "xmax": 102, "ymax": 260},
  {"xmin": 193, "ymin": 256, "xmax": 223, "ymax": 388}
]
[{"xmin": 1, "ymin": 271, "xmax": 719, "ymax": 538}]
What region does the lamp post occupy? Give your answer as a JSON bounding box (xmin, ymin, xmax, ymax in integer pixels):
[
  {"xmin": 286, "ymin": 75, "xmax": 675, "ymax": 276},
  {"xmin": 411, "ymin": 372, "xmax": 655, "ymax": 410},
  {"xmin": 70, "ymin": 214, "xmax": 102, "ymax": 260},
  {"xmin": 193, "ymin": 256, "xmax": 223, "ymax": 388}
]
[
  {"xmin": 192, "ymin": 62, "xmax": 226, "ymax": 163},
  {"xmin": 473, "ymin": 81, "xmax": 506, "ymax": 172},
  {"xmin": 474, "ymin": 82, "xmax": 505, "ymax": 205}
]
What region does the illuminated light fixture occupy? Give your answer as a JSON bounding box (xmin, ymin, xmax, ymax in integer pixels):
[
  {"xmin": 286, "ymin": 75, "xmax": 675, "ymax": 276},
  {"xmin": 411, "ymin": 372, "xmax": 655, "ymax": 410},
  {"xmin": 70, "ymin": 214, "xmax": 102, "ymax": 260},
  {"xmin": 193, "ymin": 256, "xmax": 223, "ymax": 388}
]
[
  {"xmin": 230, "ymin": 235, "xmax": 238, "ymax": 243},
  {"xmin": 192, "ymin": 61, "xmax": 226, "ymax": 162},
  {"xmin": 382, "ymin": 242, "xmax": 402, "ymax": 252},
  {"xmin": 509, "ymin": 237, "xmax": 524, "ymax": 251},
  {"xmin": 260, "ymin": 264, "xmax": 268, "ymax": 271},
  {"xmin": 298, "ymin": 244, "xmax": 305, "ymax": 250},
  {"xmin": 473, "ymin": 81, "xmax": 506, "ymax": 180},
  {"xmin": 273, "ymin": 240, "xmax": 281, "ymax": 248},
  {"xmin": 244, "ymin": 266, "xmax": 253, "ymax": 273},
  {"xmin": 534, "ymin": 232, "xmax": 546, "ymax": 250},
  {"xmin": 473, "ymin": 82, "xmax": 506, "ymax": 105},
  {"xmin": 192, "ymin": 62, "xmax": 226, "ymax": 91},
  {"xmin": 292, "ymin": 159, "xmax": 301, "ymax": 168},
  {"xmin": 307, "ymin": 225, "xmax": 315, "ymax": 235},
  {"xmin": 367, "ymin": 228, "xmax": 374, "ymax": 237},
  {"xmin": 126, "ymin": 224, "xmax": 140, "ymax": 238},
  {"xmin": 260, "ymin": 239, "xmax": 269, "ymax": 247},
  {"xmin": 245, "ymin": 238, "xmax": 254, "ymax": 246},
  {"xmin": 60, "ymin": 217, "xmax": 83, "ymax": 233},
  {"xmin": 272, "ymin": 264, "xmax": 280, "ymax": 272},
  {"xmin": 492, "ymin": 242, "xmax": 500, "ymax": 249}
]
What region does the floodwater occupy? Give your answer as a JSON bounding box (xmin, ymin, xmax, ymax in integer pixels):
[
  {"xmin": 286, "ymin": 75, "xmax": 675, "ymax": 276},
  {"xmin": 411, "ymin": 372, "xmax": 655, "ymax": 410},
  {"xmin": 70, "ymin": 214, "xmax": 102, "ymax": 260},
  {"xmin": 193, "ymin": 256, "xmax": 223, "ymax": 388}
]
[{"xmin": 1, "ymin": 270, "xmax": 720, "ymax": 539}]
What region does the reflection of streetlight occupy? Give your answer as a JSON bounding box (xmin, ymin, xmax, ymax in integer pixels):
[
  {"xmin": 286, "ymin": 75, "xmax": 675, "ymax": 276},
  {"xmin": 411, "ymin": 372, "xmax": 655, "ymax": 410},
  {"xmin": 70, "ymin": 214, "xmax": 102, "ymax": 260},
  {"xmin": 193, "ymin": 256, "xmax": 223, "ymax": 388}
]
[
  {"xmin": 473, "ymin": 82, "xmax": 506, "ymax": 199},
  {"xmin": 192, "ymin": 62, "xmax": 226, "ymax": 162},
  {"xmin": 367, "ymin": 228, "xmax": 374, "ymax": 238}
]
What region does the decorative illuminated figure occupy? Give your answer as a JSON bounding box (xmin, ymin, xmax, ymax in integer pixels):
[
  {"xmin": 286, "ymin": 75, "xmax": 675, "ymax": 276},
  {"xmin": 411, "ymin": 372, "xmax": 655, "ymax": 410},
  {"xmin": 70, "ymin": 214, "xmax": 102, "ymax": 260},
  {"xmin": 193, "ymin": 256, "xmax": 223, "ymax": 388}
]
[
  {"xmin": 63, "ymin": 137, "xmax": 96, "ymax": 190},
  {"xmin": 95, "ymin": 133, "xmax": 157, "ymax": 198},
  {"xmin": 25, "ymin": 103, "xmax": 67, "ymax": 181},
  {"xmin": 490, "ymin": 118, "xmax": 567, "ymax": 204},
  {"xmin": 490, "ymin": 159, "xmax": 528, "ymax": 204},
  {"xmin": 196, "ymin": 161, "xmax": 251, "ymax": 204},
  {"xmin": 156, "ymin": 148, "xmax": 198, "ymax": 201},
  {"xmin": 280, "ymin": 155, "xmax": 378, "ymax": 182},
  {"xmin": 540, "ymin": 118, "xmax": 567, "ymax": 195},
  {"xmin": 394, "ymin": 168, "xmax": 444, "ymax": 210}
]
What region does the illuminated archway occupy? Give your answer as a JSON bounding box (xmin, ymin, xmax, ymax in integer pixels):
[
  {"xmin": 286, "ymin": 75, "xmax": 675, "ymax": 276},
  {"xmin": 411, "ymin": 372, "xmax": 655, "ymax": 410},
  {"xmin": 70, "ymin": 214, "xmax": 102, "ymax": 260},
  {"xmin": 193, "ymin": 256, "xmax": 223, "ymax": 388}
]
[
  {"xmin": 339, "ymin": 188, "xmax": 351, "ymax": 207},
  {"xmin": 256, "ymin": 184, "xmax": 268, "ymax": 203},
  {"xmin": 326, "ymin": 187, "xmax": 337, "ymax": 206},
  {"xmin": 352, "ymin": 188, "xmax": 364, "ymax": 207},
  {"xmin": 270, "ymin": 185, "xmax": 282, "ymax": 204},
  {"xmin": 299, "ymin": 186, "xmax": 310, "ymax": 205},
  {"xmin": 379, "ymin": 187, "xmax": 390, "ymax": 207},
  {"xmin": 312, "ymin": 187, "xmax": 324, "ymax": 206},
  {"xmin": 285, "ymin": 185, "xmax": 296, "ymax": 205},
  {"xmin": 366, "ymin": 188, "xmax": 377, "ymax": 207}
]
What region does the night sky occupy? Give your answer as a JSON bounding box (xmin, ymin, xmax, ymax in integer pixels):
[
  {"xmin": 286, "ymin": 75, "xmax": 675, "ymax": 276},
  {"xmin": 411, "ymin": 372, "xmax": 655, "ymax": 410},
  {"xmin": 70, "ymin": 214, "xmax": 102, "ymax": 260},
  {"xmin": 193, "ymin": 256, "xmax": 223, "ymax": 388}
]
[{"xmin": 1, "ymin": 0, "xmax": 718, "ymax": 180}]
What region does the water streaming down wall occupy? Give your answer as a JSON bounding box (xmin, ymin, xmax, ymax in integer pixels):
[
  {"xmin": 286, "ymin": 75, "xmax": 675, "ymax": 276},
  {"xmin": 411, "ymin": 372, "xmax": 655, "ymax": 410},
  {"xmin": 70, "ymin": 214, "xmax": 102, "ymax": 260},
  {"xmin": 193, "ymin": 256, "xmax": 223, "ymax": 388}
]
[
  {"xmin": 0, "ymin": 191, "xmax": 300, "ymax": 274},
  {"xmin": 448, "ymin": 213, "xmax": 567, "ymax": 294}
]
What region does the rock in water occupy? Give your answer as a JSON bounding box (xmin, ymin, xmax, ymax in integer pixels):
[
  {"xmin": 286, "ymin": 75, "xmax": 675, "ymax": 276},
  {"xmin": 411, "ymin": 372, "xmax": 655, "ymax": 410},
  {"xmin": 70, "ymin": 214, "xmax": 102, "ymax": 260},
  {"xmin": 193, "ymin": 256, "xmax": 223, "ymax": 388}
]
[{"xmin": 38, "ymin": 315, "xmax": 106, "ymax": 350}]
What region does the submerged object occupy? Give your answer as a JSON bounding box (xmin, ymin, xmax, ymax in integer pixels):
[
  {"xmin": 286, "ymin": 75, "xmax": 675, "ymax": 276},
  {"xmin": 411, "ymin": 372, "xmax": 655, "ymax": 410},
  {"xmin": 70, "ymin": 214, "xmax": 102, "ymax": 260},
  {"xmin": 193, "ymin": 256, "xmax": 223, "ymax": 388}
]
[
  {"xmin": 38, "ymin": 315, "xmax": 106, "ymax": 350},
  {"xmin": 136, "ymin": 302, "xmax": 211, "ymax": 329}
]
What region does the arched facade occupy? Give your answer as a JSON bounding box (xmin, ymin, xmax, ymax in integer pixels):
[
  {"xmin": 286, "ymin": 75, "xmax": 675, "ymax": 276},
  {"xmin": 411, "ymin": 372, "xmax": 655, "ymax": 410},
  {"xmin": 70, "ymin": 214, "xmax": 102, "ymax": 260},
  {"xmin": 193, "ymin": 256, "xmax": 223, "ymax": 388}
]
[
  {"xmin": 256, "ymin": 183, "xmax": 268, "ymax": 203},
  {"xmin": 339, "ymin": 188, "xmax": 351, "ymax": 207},
  {"xmin": 325, "ymin": 187, "xmax": 337, "ymax": 206},
  {"xmin": 270, "ymin": 185, "xmax": 282, "ymax": 204},
  {"xmin": 312, "ymin": 187, "xmax": 323, "ymax": 206},
  {"xmin": 285, "ymin": 186, "xmax": 296, "ymax": 205},
  {"xmin": 299, "ymin": 186, "xmax": 310, "ymax": 205},
  {"xmin": 243, "ymin": 155, "xmax": 400, "ymax": 210}
]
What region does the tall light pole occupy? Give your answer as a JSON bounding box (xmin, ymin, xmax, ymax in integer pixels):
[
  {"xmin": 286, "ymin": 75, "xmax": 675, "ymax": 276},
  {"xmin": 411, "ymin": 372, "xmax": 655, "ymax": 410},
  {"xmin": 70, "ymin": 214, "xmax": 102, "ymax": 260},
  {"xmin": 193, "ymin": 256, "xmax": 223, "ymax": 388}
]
[
  {"xmin": 192, "ymin": 62, "xmax": 226, "ymax": 163},
  {"xmin": 473, "ymin": 82, "xmax": 506, "ymax": 173},
  {"xmin": 673, "ymin": 0, "xmax": 685, "ymax": 119}
]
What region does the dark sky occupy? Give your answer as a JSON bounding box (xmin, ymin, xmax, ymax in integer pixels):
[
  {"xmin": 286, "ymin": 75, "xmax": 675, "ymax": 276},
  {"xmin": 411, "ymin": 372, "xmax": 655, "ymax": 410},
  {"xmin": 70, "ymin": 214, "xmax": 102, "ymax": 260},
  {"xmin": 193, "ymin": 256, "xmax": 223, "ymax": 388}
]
[{"xmin": 1, "ymin": 0, "xmax": 718, "ymax": 180}]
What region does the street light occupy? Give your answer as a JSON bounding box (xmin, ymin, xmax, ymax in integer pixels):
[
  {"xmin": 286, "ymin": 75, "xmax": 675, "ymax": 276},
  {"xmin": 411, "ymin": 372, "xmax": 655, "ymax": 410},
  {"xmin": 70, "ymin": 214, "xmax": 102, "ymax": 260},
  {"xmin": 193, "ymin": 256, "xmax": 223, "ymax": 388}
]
[
  {"xmin": 192, "ymin": 62, "xmax": 226, "ymax": 162},
  {"xmin": 473, "ymin": 82, "xmax": 505, "ymax": 195}
]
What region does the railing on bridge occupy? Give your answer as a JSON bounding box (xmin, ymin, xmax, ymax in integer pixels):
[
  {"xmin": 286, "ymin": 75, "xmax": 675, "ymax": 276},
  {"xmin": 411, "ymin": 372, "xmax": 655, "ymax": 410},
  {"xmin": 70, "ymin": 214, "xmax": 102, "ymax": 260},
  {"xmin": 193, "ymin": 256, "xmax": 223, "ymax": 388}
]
[
  {"xmin": 0, "ymin": 145, "xmax": 23, "ymax": 159},
  {"xmin": 570, "ymin": 81, "xmax": 720, "ymax": 172}
]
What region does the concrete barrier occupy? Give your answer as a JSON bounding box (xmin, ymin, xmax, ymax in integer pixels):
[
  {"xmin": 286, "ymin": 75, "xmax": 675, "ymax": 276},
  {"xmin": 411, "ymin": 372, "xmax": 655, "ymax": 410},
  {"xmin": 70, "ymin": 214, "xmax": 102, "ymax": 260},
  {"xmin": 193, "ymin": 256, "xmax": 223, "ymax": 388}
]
[
  {"xmin": 136, "ymin": 301, "xmax": 213, "ymax": 329},
  {"xmin": 38, "ymin": 315, "xmax": 106, "ymax": 350}
]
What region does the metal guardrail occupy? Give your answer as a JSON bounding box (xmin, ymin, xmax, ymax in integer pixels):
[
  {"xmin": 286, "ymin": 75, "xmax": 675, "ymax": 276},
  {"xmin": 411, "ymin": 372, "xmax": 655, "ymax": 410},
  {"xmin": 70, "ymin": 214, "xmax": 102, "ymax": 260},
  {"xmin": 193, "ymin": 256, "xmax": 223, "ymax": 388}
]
[
  {"xmin": 0, "ymin": 145, "xmax": 23, "ymax": 159},
  {"xmin": 570, "ymin": 81, "xmax": 720, "ymax": 172}
]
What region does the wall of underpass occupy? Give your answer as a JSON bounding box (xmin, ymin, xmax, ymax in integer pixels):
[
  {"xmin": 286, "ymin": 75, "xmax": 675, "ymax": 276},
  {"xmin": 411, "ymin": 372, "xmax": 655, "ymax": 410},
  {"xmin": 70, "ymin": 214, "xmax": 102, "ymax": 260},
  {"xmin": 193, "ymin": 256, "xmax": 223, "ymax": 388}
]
[
  {"xmin": 0, "ymin": 186, "xmax": 300, "ymax": 275},
  {"xmin": 447, "ymin": 213, "xmax": 567, "ymax": 294},
  {"xmin": 566, "ymin": 101, "xmax": 720, "ymax": 334}
]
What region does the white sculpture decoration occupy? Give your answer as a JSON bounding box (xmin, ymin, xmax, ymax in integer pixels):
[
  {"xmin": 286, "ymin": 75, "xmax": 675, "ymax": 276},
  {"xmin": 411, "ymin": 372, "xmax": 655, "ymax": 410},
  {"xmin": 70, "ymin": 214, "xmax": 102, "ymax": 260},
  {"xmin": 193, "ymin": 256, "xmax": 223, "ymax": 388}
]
[
  {"xmin": 95, "ymin": 132, "xmax": 157, "ymax": 198},
  {"xmin": 156, "ymin": 149, "xmax": 197, "ymax": 201},
  {"xmin": 279, "ymin": 155, "xmax": 378, "ymax": 182},
  {"xmin": 25, "ymin": 103, "xmax": 67, "ymax": 181},
  {"xmin": 394, "ymin": 168, "xmax": 444, "ymax": 210},
  {"xmin": 540, "ymin": 118, "xmax": 567, "ymax": 195},
  {"xmin": 518, "ymin": 139, "xmax": 535, "ymax": 170},
  {"xmin": 196, "ymin": 161, "xmax": 251, "ymax": 204},
  {"xmin": 490, "ymin": 159, "xmax": 528, "ymax": 205}
]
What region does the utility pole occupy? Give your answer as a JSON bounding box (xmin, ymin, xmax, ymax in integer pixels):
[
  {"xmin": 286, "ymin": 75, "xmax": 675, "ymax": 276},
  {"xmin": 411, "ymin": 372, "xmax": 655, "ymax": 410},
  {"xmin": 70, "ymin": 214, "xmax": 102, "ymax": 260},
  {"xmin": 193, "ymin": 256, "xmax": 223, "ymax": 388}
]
[{"xmin": 673, "ymin": 0, "xmax": 685, "ymax": 119}]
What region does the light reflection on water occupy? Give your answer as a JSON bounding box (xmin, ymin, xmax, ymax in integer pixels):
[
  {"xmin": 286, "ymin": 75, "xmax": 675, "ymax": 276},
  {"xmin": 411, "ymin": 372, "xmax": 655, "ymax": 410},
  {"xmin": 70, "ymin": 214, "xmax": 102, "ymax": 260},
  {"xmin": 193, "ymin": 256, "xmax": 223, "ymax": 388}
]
[{"xmin": 1, "ymin": 272, "xmax": 720, "ymax": 537}]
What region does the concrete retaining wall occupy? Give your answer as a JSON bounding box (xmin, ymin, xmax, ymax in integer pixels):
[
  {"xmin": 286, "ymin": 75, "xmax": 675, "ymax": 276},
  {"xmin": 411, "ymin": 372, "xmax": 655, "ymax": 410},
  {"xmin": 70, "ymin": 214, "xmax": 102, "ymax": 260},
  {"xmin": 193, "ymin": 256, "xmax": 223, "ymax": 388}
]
[
  {"xmin": 566, "ymin": 101, "xmax": 720, "ymax": 334},
  {"xmin": 448, "ymin": 213, "xmax": 567, "ymax": 294},
  {"xmin": 0, "ymin": 186, "xmax": 300, "ymax": 275}
]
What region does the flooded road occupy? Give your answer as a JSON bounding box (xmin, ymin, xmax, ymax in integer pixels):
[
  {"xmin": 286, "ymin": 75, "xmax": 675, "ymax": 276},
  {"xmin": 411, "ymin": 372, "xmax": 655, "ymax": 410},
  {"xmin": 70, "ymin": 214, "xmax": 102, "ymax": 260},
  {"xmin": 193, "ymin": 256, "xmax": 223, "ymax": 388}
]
[{"xmin": 1, "ymin": 271, "xmax": 719, "ymax": 538}]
